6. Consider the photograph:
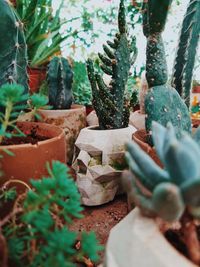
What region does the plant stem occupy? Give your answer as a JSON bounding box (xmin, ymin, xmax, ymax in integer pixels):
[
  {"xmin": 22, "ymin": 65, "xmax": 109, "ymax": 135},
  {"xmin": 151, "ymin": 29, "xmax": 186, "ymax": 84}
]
[
  {"xmin": 181, "ymin": 211, "xmax": 200, "ymax": 265},
  {"xmin": 0, "ymin": 232, "xmax": 8, "ymax": 267},
  {"xmin": 0, "ymin": 102, "xmax": 13, "ymax": 144}
]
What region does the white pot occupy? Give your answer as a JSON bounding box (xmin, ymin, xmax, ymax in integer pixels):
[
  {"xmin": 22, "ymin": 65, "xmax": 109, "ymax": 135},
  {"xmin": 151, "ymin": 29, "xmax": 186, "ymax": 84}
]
[
  {"xmin": 38, "ymin": 104, "xmax": 86, "ymax": 163},
  {"xmin": 105, "ymin": 208, "xmax": 196, "ymax": 267},
  {"xmin": 72, "ymin": 125, "xmax": 136, "ymax": 206},
  {"xmin": 87, "ymin": 110, "xmax": 145, "ymax": 130}
]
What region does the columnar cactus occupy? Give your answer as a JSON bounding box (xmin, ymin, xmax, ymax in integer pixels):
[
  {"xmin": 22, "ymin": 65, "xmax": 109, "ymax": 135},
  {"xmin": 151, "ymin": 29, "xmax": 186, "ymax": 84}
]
[
  {"xmin": 124, "ymin": 122, "xmax": 200, "ymax": 222},
  {"xmin": 172, "ymin": 0, "xmax": 200, "ymax": 107},
  {"xmin": 86, "ymin": 0, "xmax": 137, "ymax": 129},
  {"xmin": 47, "ymin": 56, "xmax": 73, "ymax": 110},
  {"xmin": 143, "ymin": 0, "xmax": 191, "ymax": 144},
  {"xmin": 0, "ymin": 0, "xmax": 28, "ymax": 92}
]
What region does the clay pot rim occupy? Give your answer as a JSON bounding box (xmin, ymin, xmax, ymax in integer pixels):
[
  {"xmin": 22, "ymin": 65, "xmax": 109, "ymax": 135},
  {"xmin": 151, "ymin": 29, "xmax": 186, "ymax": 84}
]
[
  {"xmin": 85, "ymin": 124, "xmax": 136, "ymax": 132},
  {"xmin": 39, "ymin": 104, "xmax": 86, "ymax": 113},
  {"xmin": 0, "ymin": 122, "xmax": 65, "ymax": 150}
]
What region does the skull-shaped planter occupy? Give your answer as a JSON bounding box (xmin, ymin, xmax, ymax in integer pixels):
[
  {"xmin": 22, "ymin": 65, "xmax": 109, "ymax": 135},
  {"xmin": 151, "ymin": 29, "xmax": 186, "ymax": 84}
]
[{"xmin": 72, "ymin": 125, "xmax": 136, "ymax": 206}]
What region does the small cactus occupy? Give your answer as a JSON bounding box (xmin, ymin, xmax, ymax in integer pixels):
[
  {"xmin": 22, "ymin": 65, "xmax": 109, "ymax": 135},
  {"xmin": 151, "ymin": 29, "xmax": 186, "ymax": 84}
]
[
  {"xmin": 143, "ymin": 0, "xmax": 191, "ymax": 144},
  {"xmin": 124, "ymin": 121, "xmax": 200, "ymax": 222},
  {"xmin": 86, "ymin": 0, "xmax": 137, "ymax": 129},
  {"xmin": 0, "ymin": 0, "xmax": 28, "ymax": 93},
  {"xmin": 47, "ymin": 56, "xmax": 73, "ymax": 110}
]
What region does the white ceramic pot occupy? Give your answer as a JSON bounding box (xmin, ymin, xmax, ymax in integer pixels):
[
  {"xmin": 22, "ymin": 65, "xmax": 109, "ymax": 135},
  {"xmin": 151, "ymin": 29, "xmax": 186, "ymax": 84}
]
[
  {"xmin": 38, "ymin": 104, "xmax": 86, "ymax": 163},
  {"xmin": 72, "ymin": 125, "xmax": 136, "ymax": 206},
  {"xmin": 104, "ymin": 208, "xmax": 196, "ymax": 267}
]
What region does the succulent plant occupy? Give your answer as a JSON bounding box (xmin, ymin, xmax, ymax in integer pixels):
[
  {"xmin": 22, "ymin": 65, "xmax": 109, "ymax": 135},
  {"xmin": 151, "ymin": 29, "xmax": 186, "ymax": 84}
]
[
  {"xmin": 47, "ymin": 56, "xmax": 73, "ymax": 110},
  {"xmin": 86, "ymin": 0, "xmax": 137, "ymax": 130},
  {"xmin": 172, "ymin": 0, "xmax": 200, "ymax": 107},
  {"xmin": 124, "ymin": 121, "xmax": 200, "ymax": 222},
  {"xmin": 0, "ymin": 0, "xmax": 28, "ymax": 93},
  {"xmin": 143, "ymin": 0, "xmax": 191, "ymax": 144}
]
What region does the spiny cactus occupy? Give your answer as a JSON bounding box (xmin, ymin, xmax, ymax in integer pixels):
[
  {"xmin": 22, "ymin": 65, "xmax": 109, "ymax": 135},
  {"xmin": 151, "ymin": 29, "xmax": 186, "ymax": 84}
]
[
  {"xmin": 47, "ymin": 56, "xmax": 73, "ymax": 110},
  {"xmin": 143, "ymin": 0, "xmax": 191, "ymax": 144},
  {"xmin": 86, "ymin": 0, "xmax": 137, "ymax": 129},
  {"xmin": 124, "ymin": 121, "xmax": 200, "ymax": 222},
  {"xmin": 172, "ymin": 0, "xmax": 200, "ymax": 107},
  {"xmin": 0, "ymin": 0, "xmax": 28, "ymax": 93}
]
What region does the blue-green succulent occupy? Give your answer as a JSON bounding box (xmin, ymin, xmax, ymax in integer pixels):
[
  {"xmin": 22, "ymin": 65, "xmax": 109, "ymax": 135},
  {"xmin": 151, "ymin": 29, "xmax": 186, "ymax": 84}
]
[{"xmin": 124, "ymin": 121, "xmax": 200, "ymax": 222}]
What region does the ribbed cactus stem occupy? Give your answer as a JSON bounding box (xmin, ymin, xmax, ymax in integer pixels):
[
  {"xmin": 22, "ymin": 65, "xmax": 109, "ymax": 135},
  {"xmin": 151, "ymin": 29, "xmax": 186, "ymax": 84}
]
[
  {"xmin": 172, "ymin": 0, "xmax": 200, "ymax": 107},
  {"xmin": 0, "ymin": 0, "xmax": 28, "ymax": 93},
  {"xmin": 47, "ymin": 57, "xmax": 73, "ymax": 110}
]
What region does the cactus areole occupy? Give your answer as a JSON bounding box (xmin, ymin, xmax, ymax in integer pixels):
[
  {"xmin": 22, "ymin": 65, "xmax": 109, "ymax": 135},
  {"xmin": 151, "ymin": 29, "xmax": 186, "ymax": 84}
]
[
  {"xmin": 143, "ymin": 0, "xmax": 191, "ymax": 144},
  {"xmin": 47, "ymin": 57, "xmax": 73, "ymax": 110},
  {"xmin": 0, "ymin": 0, "xmax": 28, "ymax": 92},
  {"xmin": 86, "ymin": 0, "xmax": 137, "ymax": 130}
]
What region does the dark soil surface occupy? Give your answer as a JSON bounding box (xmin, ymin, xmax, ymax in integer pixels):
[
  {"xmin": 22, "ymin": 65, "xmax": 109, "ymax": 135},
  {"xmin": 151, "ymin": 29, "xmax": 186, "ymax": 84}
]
[
  {"xmin": 70, "ymin": 195, "xmax": 128, "ymax": 262},
  {"xmin": 1, "ymin": 126, "xmax": 49, "ymax": 145}
]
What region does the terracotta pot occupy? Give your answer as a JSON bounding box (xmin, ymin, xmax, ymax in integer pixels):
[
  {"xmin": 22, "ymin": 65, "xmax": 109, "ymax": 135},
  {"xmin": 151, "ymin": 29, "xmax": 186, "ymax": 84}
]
[
  {"xmin": 192, "ymin": 86, "xmax": 200, "ymax": 94},
  {"xmin": 105, "ymin": 208, "xmax": 196, "ymax": 267},
  {"xmin": 72, "ymin": 125, "xmax": 137, "ymax": 206},
  {"xmin": 28, "ymin": 67, "xmax": 46, "ymax": 94},
  {"xmin": 38, "ymin": 104, "xmax": 86, "ymax": 164},
  {"xmin": 0, "ymin": 121, "xmax": 66, "ymax": 188},
  {"xmin": 132, "ymin": 129, "xmax": 162, "ymax": 167}
]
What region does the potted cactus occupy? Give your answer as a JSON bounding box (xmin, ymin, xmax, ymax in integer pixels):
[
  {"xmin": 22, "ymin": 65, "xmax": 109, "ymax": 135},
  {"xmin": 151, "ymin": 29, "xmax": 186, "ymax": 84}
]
[
  {"xmin": 105, "ymin": 122, "xmax": 200, "ymax": 267},
  {"xmin": 38, "ymin": 56, "xmax": 86, "ymax": 164},
  {"xmin": 132, "ymin": 0, "xmax": 192, "ymax": 162},
  {"xmin": 72, "ymin": 0, "xmax": 137, "ymax": 206}
]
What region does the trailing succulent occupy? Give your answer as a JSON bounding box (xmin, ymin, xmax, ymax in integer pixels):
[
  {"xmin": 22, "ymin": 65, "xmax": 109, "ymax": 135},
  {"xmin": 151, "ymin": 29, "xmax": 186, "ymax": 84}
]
[
  {"xmin": 142, "ymin": 0, "xmax": 191, "ymax": 144},
  {"xmin": 47, "ymin": 56, "xmax": 73, "ymax": 110},
  {"xmin": 86, "ymin": 0, "xmax": 137, "ymax": 129},
  {"xmin": 125, "ymin": 121, "xmax": 200, "ymax": 223},
  {"xmin": 0, "ymin": 161, "xmax": 102, "ymax": 267},
  {"xmin": 0, "ymin": 0, "xmax": 28, "ymax": 93},
  {"xmin": 172, "ymin": 0, "xmax": 200, "ymax": 107}
]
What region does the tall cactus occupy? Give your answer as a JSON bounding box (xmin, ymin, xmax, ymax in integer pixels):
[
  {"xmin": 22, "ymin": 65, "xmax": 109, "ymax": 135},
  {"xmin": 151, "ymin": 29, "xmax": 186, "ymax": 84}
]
[
  {"xmin": 47, "ymin": 56, "xmax": 73, "ymax": 110},
  {"xmin": 0, "ymin": 0, "xmax": 28, "ymax": 92},
  {"xmin": 172, "ymin": 0, "xmax": 200, "ymax": 107},
  {"xmin": 86, "ymin": 0, "xmax": 137, "ymax": 130},
  {"xmin": 143, "ymin": 0, "xmax": 191, "ymax": 144}
]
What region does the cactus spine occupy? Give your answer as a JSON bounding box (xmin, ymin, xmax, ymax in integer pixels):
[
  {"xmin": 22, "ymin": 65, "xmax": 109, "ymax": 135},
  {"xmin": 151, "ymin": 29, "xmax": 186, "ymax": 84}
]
[
  {"xmin": 86, "ymin": 0, "xmax": 137, "ymax": 129},
  {"xmin": 143, "ymin": 0, "xmax": 191, "ymax": 144},
  {"xmin": 0, "ymin": 0, "xmax": 28, "ymax": 92},
  {"xmin": 172, "ymin": 0, "xmax": 200, "ymax": 107},
  {"xmin": 47, "ymin": 57, "xmax": 73, "ymax": 110}
]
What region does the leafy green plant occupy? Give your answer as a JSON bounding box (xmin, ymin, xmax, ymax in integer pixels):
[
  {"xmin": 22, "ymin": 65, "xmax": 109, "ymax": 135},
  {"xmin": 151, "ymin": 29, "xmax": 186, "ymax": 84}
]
[
  {"xmin": 0, "ymin": 83, "xmax": 49, "ymax": 144},
  {"xmin": 72, "ymin": 61, "xmax": 92, "ymax": 106},
  {"xmin": 15, "ymin": 0, "xmax": 73, "ymax": 68},
  {"xmin": 0, "ymin": 161, "xmax": 102, "ymax": 266},
  {"xmin": 124, "ymin": 122, "xmax": 200, "ymax": 265}
]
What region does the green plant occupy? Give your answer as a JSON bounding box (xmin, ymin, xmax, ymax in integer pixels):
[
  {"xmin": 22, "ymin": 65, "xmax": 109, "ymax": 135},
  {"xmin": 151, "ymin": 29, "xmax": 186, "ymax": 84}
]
[
  {"xmin": 86, "ymin": 0, "xmax": 137, "ymax": 129},
  {"xmin": 143, "ymin": 0, "xmax": 191, "ymax": 144},
  {"xmin": 0, "ymin": 161, "xmax": 102, "ymax": 266},
  {"xmin": 15, "ymin": 0, "xmax": 71, "ymax": 68},
  {"xmin": 47, "ymin": 57, "xmax": 73, "ymax": 110},
  {"xmin": 0, "ymin": 83, "xmax": 49, "ymax": 144},
  {"xmin": 172, "ymin": 0, "xmax": 200, "ymax": 107},
  {"xmin": 124, "ymin": 121, "xmax": 200, "ymax": 264},
  {"xmin": 0, "ymin": 0, "xmax": 28, "ymax": 94},
  {"xmin": 72, "ymin": 61, "xmax": 92, "ymax": 106},
  {"xmin": 193, "ymin": 79, "xmax": 200, "ymax": 87}
]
